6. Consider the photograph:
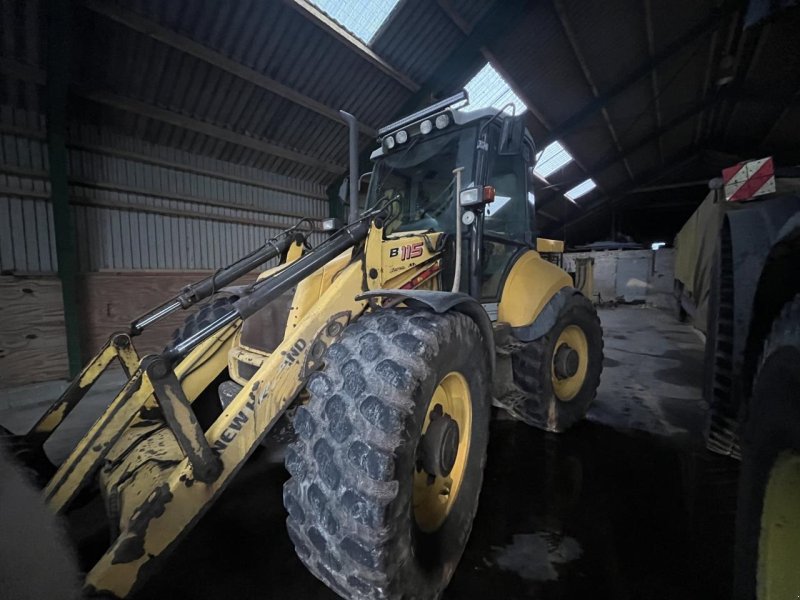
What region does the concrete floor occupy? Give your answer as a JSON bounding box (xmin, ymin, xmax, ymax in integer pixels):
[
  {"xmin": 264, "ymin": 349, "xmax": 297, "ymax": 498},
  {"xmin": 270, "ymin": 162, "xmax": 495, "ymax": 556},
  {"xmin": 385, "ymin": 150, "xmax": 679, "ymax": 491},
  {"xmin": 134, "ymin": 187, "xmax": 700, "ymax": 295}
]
[{"xmin": 0, "ymin": 306, "xmax": 740, "ymax": 599}]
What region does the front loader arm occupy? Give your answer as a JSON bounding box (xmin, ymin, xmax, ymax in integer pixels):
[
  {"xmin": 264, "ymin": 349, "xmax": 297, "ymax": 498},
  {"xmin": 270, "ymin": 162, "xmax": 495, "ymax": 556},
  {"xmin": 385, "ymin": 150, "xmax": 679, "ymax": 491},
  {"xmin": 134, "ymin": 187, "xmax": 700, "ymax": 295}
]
[
  {"xmin": 84, "ymin": 260, "xmax": 369, "ymax": 598},
  {"xmin": 45, "ymin": 322, "xmax": 239, "ymax": 513}
]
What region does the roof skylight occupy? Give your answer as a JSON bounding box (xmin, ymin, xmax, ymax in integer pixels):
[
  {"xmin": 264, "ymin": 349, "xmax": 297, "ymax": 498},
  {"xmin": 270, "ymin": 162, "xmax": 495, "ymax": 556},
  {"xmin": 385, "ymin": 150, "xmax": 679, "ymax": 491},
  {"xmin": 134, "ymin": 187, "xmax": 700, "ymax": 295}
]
[
  {"xmin": 533, "ymin": 141, "xmax": 574, "ymax": 178},
  {"xmin": 463, "ymin": 63, "xmax": 527, "ymax": 114},
  {"xmin": 565, "ymin": 178, "xmax": 597, "ymax": 201},
  {"xmin": 308, "ymin": 0, "xmax": 401, "ymax": 44}
]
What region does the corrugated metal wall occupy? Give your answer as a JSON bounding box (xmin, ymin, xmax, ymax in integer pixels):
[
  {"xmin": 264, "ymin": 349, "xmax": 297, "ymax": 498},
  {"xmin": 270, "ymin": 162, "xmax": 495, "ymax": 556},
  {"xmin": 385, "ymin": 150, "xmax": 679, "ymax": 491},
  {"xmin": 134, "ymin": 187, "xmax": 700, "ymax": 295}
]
[{"xmin": 0, "ymin": 107, "xmax": 328, "ymax": 274}]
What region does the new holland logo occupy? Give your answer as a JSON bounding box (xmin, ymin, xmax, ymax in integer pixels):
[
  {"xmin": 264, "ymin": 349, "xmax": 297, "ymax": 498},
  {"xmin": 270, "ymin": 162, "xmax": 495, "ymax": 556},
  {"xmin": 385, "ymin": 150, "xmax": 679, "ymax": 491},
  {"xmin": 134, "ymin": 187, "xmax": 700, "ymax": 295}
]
[{"xmin": 390, "ymin": 242, "xmax": 424, "ymax": 261}]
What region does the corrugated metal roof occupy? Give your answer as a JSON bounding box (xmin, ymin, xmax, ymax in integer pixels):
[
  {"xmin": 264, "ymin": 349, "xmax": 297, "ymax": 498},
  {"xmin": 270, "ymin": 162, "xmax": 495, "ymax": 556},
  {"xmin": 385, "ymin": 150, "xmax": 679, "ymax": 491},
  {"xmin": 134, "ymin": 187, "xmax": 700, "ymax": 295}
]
[
  {"xmin": 1, "ymin": 0, "xmax": 798, "ymax": 245},
  {"xmin": 371, "ymin": 0, "xmax": 464, "ymax": 84}
]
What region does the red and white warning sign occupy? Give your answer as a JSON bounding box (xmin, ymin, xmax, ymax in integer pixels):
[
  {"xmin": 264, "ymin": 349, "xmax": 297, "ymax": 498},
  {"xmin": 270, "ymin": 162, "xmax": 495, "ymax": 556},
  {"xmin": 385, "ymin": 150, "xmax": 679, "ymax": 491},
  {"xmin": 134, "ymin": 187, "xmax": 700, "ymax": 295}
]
[{"xmin": 722, "ymin": 157, "xmax": 776, "ymax": 202}]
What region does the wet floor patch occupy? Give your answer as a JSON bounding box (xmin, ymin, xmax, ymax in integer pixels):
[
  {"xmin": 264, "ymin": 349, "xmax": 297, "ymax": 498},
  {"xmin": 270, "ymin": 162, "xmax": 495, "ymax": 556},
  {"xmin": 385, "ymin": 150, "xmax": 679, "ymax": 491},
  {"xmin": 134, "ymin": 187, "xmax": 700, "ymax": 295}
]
[
  {"xmin": 448, "ymin": 420, "xmax": 737, "ymax": 600},
  {"xmin": 491, "ymin": 532, "xmax": 582, "ymax": 581}
]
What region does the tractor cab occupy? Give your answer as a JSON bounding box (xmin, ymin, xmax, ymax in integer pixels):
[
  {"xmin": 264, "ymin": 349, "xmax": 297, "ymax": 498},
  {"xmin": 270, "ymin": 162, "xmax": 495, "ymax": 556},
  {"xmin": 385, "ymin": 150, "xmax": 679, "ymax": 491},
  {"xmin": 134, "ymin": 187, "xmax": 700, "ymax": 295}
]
[{"xmin": 367, "ymin": 91, "xmax": 540, "ymax": 301}]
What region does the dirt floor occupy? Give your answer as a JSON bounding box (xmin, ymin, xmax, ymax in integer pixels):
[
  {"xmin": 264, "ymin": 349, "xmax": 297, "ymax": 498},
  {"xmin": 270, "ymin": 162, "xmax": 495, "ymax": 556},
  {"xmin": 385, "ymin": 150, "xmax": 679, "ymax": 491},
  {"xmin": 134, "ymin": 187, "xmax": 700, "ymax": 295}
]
[{"xmin": 0, "ymin": 305, "xmax": 741, "ymax": 599}]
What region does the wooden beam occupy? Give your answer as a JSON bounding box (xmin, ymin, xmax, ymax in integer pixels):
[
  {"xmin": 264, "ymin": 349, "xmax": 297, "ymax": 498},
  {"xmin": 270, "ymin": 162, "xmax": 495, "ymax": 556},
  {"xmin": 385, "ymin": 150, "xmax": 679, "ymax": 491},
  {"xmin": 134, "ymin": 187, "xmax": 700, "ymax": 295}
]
[
  {"xmin": 643, "ymin": 0, "xmax": 666, "ymax": 163},
  {"xmin": 68, "ymin": 142, "xmax": 324, "ymax": 200},
  {"xmin": 0, "ymin": 166, "xmax": 319, "ymax": 220},
  {"xmin": 553, "ymin": 0, "xmax": 635, "ymax": 181},
  {"xmin": 435, "ymin": 1, "xmax": 598, "ymax": 191},
  {"xmin": 284, "ymin": 0, "xmax": 420, "ymax": 92},
  {"xmin": 70, "ymin": 195, "xmax": 292, "ymax": 230},
  {"xmin": 538, "ymin": 92, "xmax": 722, "ymax": 213},
  {"xmin": 549, "ymin": 153, "xmax": 701, "ymax": 232},
  {"xmin": 623, "ymin": 179, "xmax": 709, "ymax": 194},
  {"xmin": 80, "ymin": 89, "xmax": 345, "ymax": 174},
  {"xmin": 540, "ymin": 2, "xmax": 737, "ymax": 147},
  {"xmin": 0, "ymin": 61, "xmax": 345, "ymax": 175},
  {"xmin": 78, "ymin": 0, "xmax": 377, "ymax": 137},
  {"xmin": 0, "ymin": 121, "xmax": 325, "ymax": 200}
]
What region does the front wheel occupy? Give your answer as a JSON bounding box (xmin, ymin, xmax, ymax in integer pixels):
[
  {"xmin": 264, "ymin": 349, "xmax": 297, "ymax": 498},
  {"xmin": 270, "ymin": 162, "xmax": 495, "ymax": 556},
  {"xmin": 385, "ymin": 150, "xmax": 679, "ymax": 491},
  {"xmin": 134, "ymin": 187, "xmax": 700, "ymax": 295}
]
[
  {"xmin": 283, "ymin": 309, "xmax": 491, "ymax": 599},
  {"xmin": 734, "ymin": 294, "xmax": 800, "ymax": 600}
]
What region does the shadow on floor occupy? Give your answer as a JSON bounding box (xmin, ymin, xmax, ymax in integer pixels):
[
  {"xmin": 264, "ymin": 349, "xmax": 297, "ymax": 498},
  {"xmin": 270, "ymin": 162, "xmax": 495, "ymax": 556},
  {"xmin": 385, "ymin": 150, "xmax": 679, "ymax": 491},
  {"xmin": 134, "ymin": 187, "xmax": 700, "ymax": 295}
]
[{"xmin": 66, "ymin": 416, "xmax": 738, "ymax": 600}]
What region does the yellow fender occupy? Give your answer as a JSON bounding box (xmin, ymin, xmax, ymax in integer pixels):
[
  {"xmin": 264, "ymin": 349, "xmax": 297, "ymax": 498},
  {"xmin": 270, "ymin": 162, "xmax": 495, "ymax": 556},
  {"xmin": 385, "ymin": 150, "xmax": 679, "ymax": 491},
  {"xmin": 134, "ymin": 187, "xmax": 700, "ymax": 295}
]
[{"xmin": 498, "ymin": 250, "xmax": 573, "ymax": 328}]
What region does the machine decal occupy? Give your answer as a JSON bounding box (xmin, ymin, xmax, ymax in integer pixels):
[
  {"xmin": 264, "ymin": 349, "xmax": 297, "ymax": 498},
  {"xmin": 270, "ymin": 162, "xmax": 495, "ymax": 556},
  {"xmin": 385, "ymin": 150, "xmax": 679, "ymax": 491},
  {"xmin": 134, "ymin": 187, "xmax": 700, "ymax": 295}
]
[
  {"xmin": 281, "ymin": 339, "xmax": 307, "ymax": 367},
  {"xmin": 390, "ymin": 242, "xmax": 424, "ymax": 260}
]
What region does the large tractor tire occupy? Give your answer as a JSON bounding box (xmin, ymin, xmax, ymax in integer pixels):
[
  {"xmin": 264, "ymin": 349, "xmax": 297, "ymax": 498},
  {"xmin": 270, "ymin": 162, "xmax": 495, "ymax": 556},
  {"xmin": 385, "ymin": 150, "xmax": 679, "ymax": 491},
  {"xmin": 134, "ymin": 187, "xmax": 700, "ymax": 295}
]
[
  {"xmin": 283, "ymin": 309, "xmax": 491, "ymax": 599},
  {"xmin": 496, "ymin": 293, "xmax": 603, "ymax": 432},
  {"xmin": 733, "ymin": 294, "xmax": 800, "ymax": 600},
  {"xmin": 165, "ymin": 294, "xmax": 237, "ymax": 353},
  {"xmin": 165, "ymin": 294, "xmax": 237, "ymax": 430}
]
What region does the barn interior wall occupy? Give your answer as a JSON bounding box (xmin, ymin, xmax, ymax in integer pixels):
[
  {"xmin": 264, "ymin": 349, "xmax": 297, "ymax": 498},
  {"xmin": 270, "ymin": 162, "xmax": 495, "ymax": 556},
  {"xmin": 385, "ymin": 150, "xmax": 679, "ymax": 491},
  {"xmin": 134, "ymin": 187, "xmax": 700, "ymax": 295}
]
[{"xmin": 0, "ymin": 102, "xmax": 329, "ymax": 387}]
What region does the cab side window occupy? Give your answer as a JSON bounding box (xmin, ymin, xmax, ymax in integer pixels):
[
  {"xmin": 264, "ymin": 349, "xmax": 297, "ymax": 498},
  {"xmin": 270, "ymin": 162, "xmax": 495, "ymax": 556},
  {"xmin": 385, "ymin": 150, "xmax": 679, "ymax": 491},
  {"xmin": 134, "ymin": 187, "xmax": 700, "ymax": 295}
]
[
  {"xmin": 481, "ymin": 154, "xmax": 527, "ymax": 300},
  {"xmin": 485, "ymin": 155, "xmax": 527, "ymax": 238}
]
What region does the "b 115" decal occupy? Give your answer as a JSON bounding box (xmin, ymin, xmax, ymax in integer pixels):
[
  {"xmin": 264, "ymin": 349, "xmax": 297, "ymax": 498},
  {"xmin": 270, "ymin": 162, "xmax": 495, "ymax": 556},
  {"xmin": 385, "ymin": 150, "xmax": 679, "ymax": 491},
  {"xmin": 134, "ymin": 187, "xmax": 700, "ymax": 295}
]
[{"xmin": 390, "ymin": 242, "xmax": 424, "ymax": 261}]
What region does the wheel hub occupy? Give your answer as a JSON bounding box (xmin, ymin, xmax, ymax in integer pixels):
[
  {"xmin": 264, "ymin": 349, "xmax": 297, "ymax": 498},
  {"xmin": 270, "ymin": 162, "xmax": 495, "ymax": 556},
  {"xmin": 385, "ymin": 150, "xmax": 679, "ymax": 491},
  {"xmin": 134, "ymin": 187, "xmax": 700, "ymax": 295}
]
[
  {"xmin": 413, "ymin": 371, "xmax": 472, "ymax": 533},
  {"xmin": 554, "ymin": 343, "xmax": 579, "ymax": 379},
  {"xmin": 418, "ymin": 405, "xmax": 460, "ymax": 478}
]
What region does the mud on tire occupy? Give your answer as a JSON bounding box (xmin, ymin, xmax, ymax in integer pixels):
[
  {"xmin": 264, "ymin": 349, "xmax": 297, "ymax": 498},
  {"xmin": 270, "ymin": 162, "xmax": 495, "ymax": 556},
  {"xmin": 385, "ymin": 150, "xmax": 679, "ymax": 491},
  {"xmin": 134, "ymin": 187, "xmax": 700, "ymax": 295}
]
[{"xmin": 283, "ymin": 308, "xmax": 491, "ymax": 600}]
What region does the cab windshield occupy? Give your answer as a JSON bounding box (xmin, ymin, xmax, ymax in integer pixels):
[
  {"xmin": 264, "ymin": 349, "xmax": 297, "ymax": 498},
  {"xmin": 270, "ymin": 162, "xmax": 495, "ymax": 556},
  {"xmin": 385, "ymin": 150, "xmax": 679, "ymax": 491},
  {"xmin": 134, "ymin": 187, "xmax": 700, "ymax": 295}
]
[{"xmin": 366, "ymin": 127, "xmax": 476, "ymax": 234}]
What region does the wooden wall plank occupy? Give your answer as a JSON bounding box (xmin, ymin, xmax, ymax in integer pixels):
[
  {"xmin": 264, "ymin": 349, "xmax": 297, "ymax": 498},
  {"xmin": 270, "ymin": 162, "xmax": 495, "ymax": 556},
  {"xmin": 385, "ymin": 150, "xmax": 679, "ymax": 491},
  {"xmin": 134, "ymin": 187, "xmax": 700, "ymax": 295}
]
[
  {"xmin": 0, "ymin": 270, "xmax": 262, "ymax": 388},
  {"xmin": 0, "ymin": 275, "xmax": 69, "ymax": 386},
  {"xmin": 76, "ymin": 270, "xmax": 259, "ymax": 360}
]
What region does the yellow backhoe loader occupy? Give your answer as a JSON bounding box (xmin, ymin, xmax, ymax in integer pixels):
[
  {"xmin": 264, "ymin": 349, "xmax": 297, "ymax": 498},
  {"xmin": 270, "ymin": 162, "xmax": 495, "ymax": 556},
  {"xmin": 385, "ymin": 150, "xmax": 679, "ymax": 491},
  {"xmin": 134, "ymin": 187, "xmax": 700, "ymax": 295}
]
[{"xmin": 2, "ymin": 91, "xmax": 603, "ymax": 599}]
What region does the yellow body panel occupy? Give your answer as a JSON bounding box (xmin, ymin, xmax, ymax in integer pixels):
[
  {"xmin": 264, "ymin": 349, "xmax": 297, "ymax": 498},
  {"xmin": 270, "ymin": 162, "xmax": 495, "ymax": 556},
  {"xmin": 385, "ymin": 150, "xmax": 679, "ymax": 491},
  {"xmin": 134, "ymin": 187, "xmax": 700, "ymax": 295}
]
[
  {"xmin": 498, "ymin": 250, "xmax": 572, "ymax": 327},
  {"xmin": 366, "ymin": 227, "xmax": 444, "ymax": 291},
  {"xmin": 536, "ymin": 238, "xmax": 565, "ymax": 253},
  {"xmin": 286, "ymin": 250, "xmax": 352, "ymax": 333}
]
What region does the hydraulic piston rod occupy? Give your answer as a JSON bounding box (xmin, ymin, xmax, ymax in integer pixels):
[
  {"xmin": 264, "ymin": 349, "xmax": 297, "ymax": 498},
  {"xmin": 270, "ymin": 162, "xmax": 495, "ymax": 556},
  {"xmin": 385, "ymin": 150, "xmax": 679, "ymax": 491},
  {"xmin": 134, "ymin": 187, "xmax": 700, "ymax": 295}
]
[
  {"xmin": 163, "ymin": 217, "xmax": 373, "ymax": 361},
  {"xmin": 129, "ymin": 230, "xmax": 303, "ymax": 335}
]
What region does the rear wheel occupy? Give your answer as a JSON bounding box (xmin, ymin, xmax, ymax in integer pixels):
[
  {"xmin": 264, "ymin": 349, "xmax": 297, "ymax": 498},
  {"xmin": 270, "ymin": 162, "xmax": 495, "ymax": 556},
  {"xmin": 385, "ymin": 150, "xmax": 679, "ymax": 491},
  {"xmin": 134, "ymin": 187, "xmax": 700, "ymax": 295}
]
[
  {"xmin": 496, "ymin": 293, "xmax": 603, "ymax": 432},
  {"xmin": 735, "ymin": 294, "xmax": 800, "ymax": 600},
  {"xmin": 283, "ymin": 309, "xmax": 491, "ymax": 599}
]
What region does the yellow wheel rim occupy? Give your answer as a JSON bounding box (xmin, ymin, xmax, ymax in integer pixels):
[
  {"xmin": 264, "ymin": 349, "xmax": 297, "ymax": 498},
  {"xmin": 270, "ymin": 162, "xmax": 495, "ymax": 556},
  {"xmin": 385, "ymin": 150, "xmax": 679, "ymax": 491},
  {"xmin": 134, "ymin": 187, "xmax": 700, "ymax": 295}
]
[
  {"xmin": 551, "ymin": 325, "xmax": 589, "ymax": 402},
  {"xmin": 758, "ymin": 450, "xmax": 800, "ymax": 600},
  {"xmin": 413, "ymin": 371, "xmax": 472, "ymax": 533}
]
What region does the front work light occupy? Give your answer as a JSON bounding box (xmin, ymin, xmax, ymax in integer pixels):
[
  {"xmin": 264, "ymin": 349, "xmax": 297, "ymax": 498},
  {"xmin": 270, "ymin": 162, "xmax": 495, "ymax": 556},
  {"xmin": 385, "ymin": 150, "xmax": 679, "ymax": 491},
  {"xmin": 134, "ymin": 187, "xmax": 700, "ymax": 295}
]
[
  {"xmin": 420, "ymin": 119, "xmax": 433, "ymax": 135},
  {"xmin": 435, "ymin": 113, "xmax": 450, "ymax": 129},
  {"xmin": 459, "ymin": 186, "xmax": 495, "ymax": 207},
  {"xmin": 396, "ymin": 129, "xmax": 408, "ymax": 144},
  {"xmin": 384, "ymin": 135, "xmax": 396, "ymax": 150},
  {"xmin": 459, "ymin": 187, "xmax": 480, "ymax": 206}
]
